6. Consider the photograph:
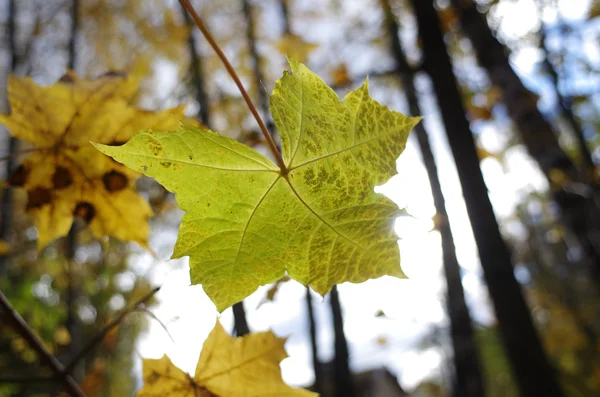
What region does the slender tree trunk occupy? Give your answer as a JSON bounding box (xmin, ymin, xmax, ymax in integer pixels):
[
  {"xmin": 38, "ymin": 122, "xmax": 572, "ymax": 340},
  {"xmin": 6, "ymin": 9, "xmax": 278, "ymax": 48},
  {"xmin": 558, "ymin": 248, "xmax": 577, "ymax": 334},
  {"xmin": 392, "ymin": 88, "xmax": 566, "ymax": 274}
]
[
  {"xmin": 450, "ymin": 0, "xmax": 600, "ymax": 286},
  {"xmin": 306, "ymin": 287, "xmax": 322, "ymax": 394},
  {"xmin": 409, "ymin": 1, "xmax": 565, "ymax": 396},
  {"xmin": 182, "ymin": 7, "xmax": 211, "ymax": 127},
  {"xmin": 279, "ymin": 0, "xmax": 291, "ymax": 34},
  {"xmin": 65, "ymin": 0, "xmax": 84, "ymax": 382},
  {"xmin": 329, "ymin": 286, "xmax": 355, "ymax": 397},
  {"xmin": 242, "ymin": 0, "xmax": 273, "ymax": 135},
  {"xmin": 381, "ymin": 2, "xmax": 485, "ymax": 396},
  {"xmin": 0, "ymin": 0, "xmax": 19, "ymax": 278},
  {"xmin": 540, "ymin": 24, "xmax": 595, "ymax": 173},
  {"xmin": 232, "ymin": 302, "xmax": 250, "ymax": 336}
]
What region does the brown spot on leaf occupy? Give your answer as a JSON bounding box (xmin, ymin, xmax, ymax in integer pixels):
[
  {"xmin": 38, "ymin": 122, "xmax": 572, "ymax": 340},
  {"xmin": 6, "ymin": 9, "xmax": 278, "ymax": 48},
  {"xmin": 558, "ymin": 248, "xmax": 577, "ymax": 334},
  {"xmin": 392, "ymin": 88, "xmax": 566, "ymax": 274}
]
[
  {"xmin": 100, "ymin": 71, "xmax": 127, "ymax": 79},
  {"xmin": 102, "ymin": 170, "xmax": 128, "ymax": 192},
  {"xmin": 8, "ymin": 165, "xmax": 29, "ymax": 187},
  {"xmin": 197, "ymin": 386, "xmax": 220, "ymax": 397},
  {"xmin": 59, "ymin": 73, "xmax": 76, "ymax": 83},
  {"xmin": 146, "ymin": 371, "xmax": 160, "ymax": 385},
  {"xmin": 105, "ymin": 140, "xmax": 127, "ymax": 147},
  {"xmin": 52, "ymin": 167, "xmax": 73, "ymax": 189},
  {"xmin": 73, "ymin": 202, "xmax": 96, "ymax": 223},
  {"xmin": 26, "ymin": 187, "xmax": 52, "ymax": 210}
]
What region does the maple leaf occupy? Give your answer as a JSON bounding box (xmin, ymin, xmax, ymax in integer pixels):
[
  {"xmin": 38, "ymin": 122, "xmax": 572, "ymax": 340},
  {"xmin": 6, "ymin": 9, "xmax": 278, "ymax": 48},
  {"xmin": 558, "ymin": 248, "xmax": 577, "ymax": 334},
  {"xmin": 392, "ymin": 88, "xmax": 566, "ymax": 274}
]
[
  {"xmin": 96, "ymin": 60, "xmax": 418, "ymax": 311},
  {"xmin": 137, "ymin": 321, "xmax": 315, "ymax": 397},
  {"xmin": 257, "ymin": 275, "xmax": 291, "ymax": 309},
  {"xmin": 0, "ymin": 72, "xmax": 186, "ymax": 249},
  {"xmin": 331, "ymin": 64, "xmax": 351, "ymax": 87},
  {"xmin": 277, "ymin": 33, "xmax": 318, "ymax": 63}
]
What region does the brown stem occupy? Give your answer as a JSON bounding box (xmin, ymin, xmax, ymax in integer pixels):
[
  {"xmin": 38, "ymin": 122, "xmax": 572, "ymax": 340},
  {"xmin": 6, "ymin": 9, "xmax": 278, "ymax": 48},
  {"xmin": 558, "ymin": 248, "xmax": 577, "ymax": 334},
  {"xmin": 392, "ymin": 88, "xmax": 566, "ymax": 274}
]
[
  {"xmin": 178, "ymin": 0, "xmax": 287, "ymax": 173},
  {"xmin": 65, "ymin": 286, "xmax": 161, "ymax": 373},
  {"xmin": 0, "ymin": 290, "xmax": 87, "ymax": 397}
]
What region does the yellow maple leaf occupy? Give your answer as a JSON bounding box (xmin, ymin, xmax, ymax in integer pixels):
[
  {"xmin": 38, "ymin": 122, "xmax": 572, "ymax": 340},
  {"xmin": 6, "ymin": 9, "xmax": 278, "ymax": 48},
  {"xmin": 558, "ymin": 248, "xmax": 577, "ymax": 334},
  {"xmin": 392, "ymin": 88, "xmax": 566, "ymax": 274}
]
[
  {"xmin": 137, "ymin": 321, "xmax": 316, "ymax": 397},
  {"xmin": 257, "ymin": 275, "xmax": 291, "ymax": 309},
  {"xmin": 331, "ymin": 64, "xmax": 351, "ymax": 87},
  {"xmin": 277, "ymin": 33, "xmax": 318, "ymax": 63},
  {"xmin": 0, "ymin": 72, "xmax": 186, "ymax": 249},
  {"xmin": 0, "ymin": 240, "xmax": 10, "ymax": 255}
]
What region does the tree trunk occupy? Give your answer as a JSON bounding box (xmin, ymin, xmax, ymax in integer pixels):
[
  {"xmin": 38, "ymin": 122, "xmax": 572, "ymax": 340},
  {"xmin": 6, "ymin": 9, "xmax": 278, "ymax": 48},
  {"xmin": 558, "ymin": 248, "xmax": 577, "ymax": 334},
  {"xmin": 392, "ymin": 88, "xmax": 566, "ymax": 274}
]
[
  {"xmin": 410, "ymin": 1, "xmax": 565, "ymax": 396},
  {"xmin": 181, "ymin": 5, "xmax": 211, "ymax": 127},
  {"xmin": 450, "ymin": 0, "xmax": 600, "ymax": 286},
  {"xmin": 64, "ymin": 0, "xmax": 84, "ymax": 382},
  {"xmin": 0, "ymin": 0, "xmax": 19, "ymax": 278},
  {"xmin": 232, "ymin": 301, "xmax": 250, "ymax": 336},
  {"xmin": 306, "ymin": 287, "xmax": 323, "ymax": 394},
  {"xmin": 242, "ymin": 0, "xmax": 273, "ymax": 135},
  {"xmin": 540, "ymin": 23, "xmax": 595, "ymax": 174},
  {"xmin": 381, "ymin": 2, "xmax": 485, "ymax": 396},
  {"xmin": 330, "ymin": 286, "xmax": 355, "ymax": 397}
]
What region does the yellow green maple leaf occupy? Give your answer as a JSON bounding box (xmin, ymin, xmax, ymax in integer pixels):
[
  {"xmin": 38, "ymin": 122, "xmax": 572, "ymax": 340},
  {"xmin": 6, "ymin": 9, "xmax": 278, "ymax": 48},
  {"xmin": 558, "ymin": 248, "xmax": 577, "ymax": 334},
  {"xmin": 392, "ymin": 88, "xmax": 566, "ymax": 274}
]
[
  {"xmin": 96, "ymin": 60, "xmax": 418, "ymax": 311},
  {"xmin": 137, "ymin": 321, "xmax": 315, "ymax": 397},
  {"xmin": 0, "ymin": 71, "xmax": 186, "ymax": 249}
]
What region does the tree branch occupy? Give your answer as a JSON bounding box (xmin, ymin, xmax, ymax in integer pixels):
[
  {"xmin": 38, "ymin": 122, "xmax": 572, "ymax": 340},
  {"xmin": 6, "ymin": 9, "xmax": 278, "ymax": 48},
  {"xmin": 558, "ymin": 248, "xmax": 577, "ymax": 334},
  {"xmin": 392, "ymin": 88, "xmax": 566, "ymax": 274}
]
[
  {"xmin": 65, "ymin": 286, "xmax": 161, "ymax": 373},
  {"xmin": 0, "ymin": 290, "xmax": 86, "ymax": 397}
]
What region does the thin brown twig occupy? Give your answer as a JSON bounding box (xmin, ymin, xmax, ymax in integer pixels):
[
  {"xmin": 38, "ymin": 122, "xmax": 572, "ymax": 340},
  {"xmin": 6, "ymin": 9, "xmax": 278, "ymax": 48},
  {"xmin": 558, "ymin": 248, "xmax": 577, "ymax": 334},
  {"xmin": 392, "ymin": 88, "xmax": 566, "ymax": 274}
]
[
  {"xmin": 0, "ymin": 290, "xmax": 87, "ymax": 397},
  {"xmin": 178, "ymin": 0, "xmax": 287, "ymax": 173},
  {"xmin": 64, "ymin": 286, "xmax": 161, "ymax": 373},
  {"xmin": 133, "ymin": 306, "xmax": 176, "ymax": 344}
]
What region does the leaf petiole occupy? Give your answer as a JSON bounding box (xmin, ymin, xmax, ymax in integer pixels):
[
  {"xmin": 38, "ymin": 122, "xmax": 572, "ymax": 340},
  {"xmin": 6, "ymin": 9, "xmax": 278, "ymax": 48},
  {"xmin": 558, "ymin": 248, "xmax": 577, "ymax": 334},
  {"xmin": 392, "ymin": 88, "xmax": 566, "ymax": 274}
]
[{"xmin": 178, "ymin": 0, "xmax": 287, "ymax": 174}]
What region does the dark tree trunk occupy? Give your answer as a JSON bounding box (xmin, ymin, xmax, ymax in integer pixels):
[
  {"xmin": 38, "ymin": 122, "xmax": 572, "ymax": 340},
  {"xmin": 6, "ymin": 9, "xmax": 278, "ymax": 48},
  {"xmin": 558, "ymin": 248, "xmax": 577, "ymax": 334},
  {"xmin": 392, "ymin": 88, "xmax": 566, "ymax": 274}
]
[
  {"xmin": 64, "ymin": 0, "xmax": 84, "ymax": 383},
  {"xmin": 242, "ymin": 0, "xmax": 273, "ymax": 135},
  {"xmin": 279, "ymin": 0, "xmax": 291, "ymax": 34},
  {"xmin": 232, "ymin": 301, "xmax": 250, "ymax": 336},
  {"xmin": 540, "ymin": 24, "xmax": 595, "ymax": 173},
  {"xmin": 409, "ymin": 1, "xmax": 565, "ymax": 396},
  {"xmin": 330, "ymin": 286, "xmax": 355, "ymax": 397},
  {"xmin": 182, "ymin": 5, "xmax": 211, "ymax": 127},
  {"xmin": 450, "ymin": 0, "xmax": 600, "ymax": 286},
  {"xmin": 381, "ymin": 2, "xmax": 485, "ymax": 396},
  {"xmin": 0, "ymin": 0, "xmax": 19, "ymax": 278},
  {"xmin": 306, "ymin": 287, "xmax": 322, "ymax": 394}
]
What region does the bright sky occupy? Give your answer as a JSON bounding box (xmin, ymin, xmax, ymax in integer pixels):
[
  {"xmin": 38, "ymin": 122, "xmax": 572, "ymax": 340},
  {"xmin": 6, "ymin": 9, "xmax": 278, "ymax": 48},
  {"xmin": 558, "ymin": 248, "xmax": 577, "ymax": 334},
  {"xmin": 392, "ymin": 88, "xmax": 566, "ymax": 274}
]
[{"xmin": 134, "ymin": 0, "xmax": 592, "ymax": 392}]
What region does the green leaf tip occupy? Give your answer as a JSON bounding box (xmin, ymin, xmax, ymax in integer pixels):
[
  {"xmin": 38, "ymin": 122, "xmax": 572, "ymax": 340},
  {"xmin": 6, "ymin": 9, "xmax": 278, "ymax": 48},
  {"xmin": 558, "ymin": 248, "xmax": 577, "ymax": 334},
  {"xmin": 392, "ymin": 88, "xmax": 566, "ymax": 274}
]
[{"xmin": 98, "ymin": 61, "xmax": 419, "ymax": 312}]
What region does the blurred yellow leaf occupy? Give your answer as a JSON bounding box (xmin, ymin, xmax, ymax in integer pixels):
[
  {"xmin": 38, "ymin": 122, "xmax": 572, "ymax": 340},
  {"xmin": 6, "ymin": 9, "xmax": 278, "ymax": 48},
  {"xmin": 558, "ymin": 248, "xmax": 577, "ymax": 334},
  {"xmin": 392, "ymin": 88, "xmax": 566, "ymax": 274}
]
[
  {"xmin": 375, "ymin": 309, "xmax": 387, "ymax": 318},
  {"xmin": 438, "ymin": 7, "xmax": 459, "ymax": 31},
  {"xmin": 53, "ymin": 326, "xmax": 72, "ymax": 346},
  {"xmin": 331, "ymin": 64, "xmax": 351, "ymax": 87},
  {"xmin": 257, "ymin": 275, "xmax": 291, "ymax": 309},
  {"xmin": 486, "ymin": 86, "xmax": 503, "ymax": 104},
  {"xmin": 0, "ymin": 240, "xmax": 10, "ymax": 255},
  {"xmin": 549, "ymin": 168, "xmax": 569, "ymax": 189},
  {"xmin": 467, "ymin": 103, "xmax": 493, "ymax": 121},
  {"xmin": 476, "ymin": 146, "xmax": 497, "ymax": 161},
  {"xmin": 376, "ymin": 335, "xmax": 388, "ymax": 346},
  {"xmin": 137, "ymin": 321, "xmax": 316, "ymax": 397},
  {"xmin": 82, "ymin": 359, "xmax": 107, "ymax": 396},
  {"xmin": 0, "ymin": 72, "xmax": 186, "ymax": 249},
  {"xmin": 277, "ymin": 33, "xmax": 318, "ymax": 63}
]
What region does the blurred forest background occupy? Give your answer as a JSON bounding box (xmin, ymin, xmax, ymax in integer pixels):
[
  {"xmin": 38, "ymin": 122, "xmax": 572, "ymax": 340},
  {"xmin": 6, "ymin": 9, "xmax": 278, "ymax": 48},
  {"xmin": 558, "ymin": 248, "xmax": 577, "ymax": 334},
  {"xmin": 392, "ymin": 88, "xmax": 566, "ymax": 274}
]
[{"xmin": 1, "ymin": 0, "xmax": 600, "ymax": 396}]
